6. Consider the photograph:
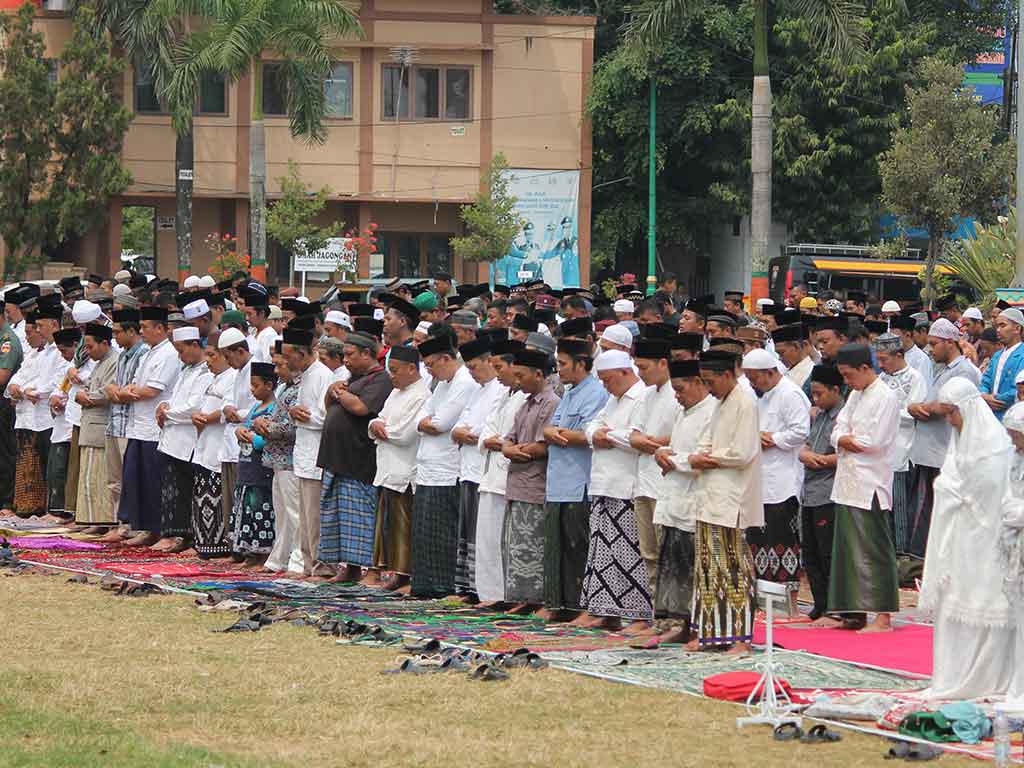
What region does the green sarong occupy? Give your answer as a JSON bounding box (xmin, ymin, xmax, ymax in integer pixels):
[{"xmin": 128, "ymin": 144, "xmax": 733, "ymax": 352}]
[{"xmin": 827, "ymin": 495, "xmax": 899, "ymax": 614}]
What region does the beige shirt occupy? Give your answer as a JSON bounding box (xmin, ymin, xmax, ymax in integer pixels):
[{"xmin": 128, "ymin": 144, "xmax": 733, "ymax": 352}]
[
  {"xmin": 694, "ymin": 384, "xmax": 764, "ymax": 528},
  {"xmin": 78, "ymin": 350, "xmax": 119, "ymax": 448}
]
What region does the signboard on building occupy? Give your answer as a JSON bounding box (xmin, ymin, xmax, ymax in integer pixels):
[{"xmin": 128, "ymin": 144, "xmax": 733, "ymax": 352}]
[
  {"xmin": 293, "ymin": 237, "xmax": 356, "ymax": 273},
  {"xmin": 493, "ymin": 169, "xmax": 580, "ymax": 289},
  {"xmin": 156, "ymin": 216, "xmax": 175, "ymax": 231}
]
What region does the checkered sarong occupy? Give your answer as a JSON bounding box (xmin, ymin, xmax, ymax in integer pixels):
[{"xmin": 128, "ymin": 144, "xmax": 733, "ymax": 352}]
[
  {"xmin": 410, "ymin": 483, "xmax": 460, "ymax": 598},
  {"xmin": 318, "ymin": 470, "xmax": 379, "ymax": 567}
]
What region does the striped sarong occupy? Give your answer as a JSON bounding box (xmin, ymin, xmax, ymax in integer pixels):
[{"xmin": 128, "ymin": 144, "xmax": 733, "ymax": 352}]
[{"xmin": 410, "ymin": 483, "xmax": 460, "ymax": 598}]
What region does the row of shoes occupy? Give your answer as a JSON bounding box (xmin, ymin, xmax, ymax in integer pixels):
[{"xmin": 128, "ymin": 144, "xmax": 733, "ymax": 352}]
[{"xmin": 382, "ymin": 645, "xmax": 548, "ymax": 681}]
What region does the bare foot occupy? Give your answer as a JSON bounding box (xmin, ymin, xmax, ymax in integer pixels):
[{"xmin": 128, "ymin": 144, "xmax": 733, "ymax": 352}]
[
  {"xmin": 726, "ymin": 641, "xmax": 752, "ymax": 655},
  {"xmin": 810, "ymin": 616, "xmax": 843, "ymax": 628},
  {"xmin": 360, "ymin": 568, "xmax": 383, "ymax": 587},
  {"xmin": 0, "ymin": 508, "xmax": 15, "ymax": 518},
  {"xmin": 585, "ymin": 616, "xmax": 621, "ymax": 631},
  {"xmin": 98, "ymin": 528, "xmax": 128, "ymax": 543},
  {"xmin": 858, "ymin": 613, "xmax": 893, "ymax": 634},
  {"xmin": 621, "ymin": 620, "xmax": 654, "ymax": 636},
  {"xmin": 150, "ymin": 537, "xmax": 177, "ymax": 551},
  {"xmin": 532, "ymin": 608, "xmax": 556, "ymax": 621},
  {"xmin": 124, "ymin": 532, "xmax": 159, "ymax": 547},
  {"xmin": 381, "ymin": 574, "xmax": 410, "ymax": 591},
  {"xmin": 683, "ymin": 638, "xmax": 703, "ymax": 651},
  {"xmin": 396, "ymin": 583, "xmax": 412, "ymax": 595},
  {"xmin": 506, "ymin": 603, "xmax": 538, "ymax": 615},
  {"xmin": 568, "ymin": 612, "xmax": 598, "ymax": 627},
  {"xmin": 656, "ymin": 627, "xmax": 692, "ymax": 645}
]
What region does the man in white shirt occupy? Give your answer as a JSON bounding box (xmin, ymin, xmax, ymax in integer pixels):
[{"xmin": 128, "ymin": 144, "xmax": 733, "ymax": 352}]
[
  {"xmin": 369, "ymin": 345, "xmax": 430, "ymax": 591},
  {"xmin": 580, "ymin": 349, "xmax": 651, "ymax": 631},
  {"xmin": 449, "ymin": 337, "xmax": 506, "ymax": 601},
  {"xmin": 44, "ymin": 327, "xmax": 78, "ymax": 521},
  {"xmin": 244, "ymin": 290, "xmax": 279, "ymax": 364},
  {"xmin": 120, "ymin": 307, "xmax": 180, "ymax": 547},
  {"xmin": 830, "ymin": 343, "xmax": 901, "ymax": 633},
  {"xmin": 628, "ymin": 338, "xmax": 678, "ymax": 605},
  {"xmin": 651, "ymin": 359, "xmax": 717, "ymax": 645},
  {"xmin": 409, "ymin": 335, "xmax": 479, "ymax": 598},
  {"xmin": 281, "ymin": 327, "xmax": 333, "ymax": 576},
  {"xmin": 773, "ymin": 323, "xmax": 813, "ymax": 389},
  {"xmin": 216, "ymin": 327, "xmax": 257, "ymax": 559},
  {"xmin": 891, "ymin": 315, "xmax": 932, "ymax": 384},
  {"xmin": 742, "ymin": 348, "xmax": 810, "ymax": 613},
  {"xmin": 874, "ymin": 332, "xmax": 926, "ymax": 556}
]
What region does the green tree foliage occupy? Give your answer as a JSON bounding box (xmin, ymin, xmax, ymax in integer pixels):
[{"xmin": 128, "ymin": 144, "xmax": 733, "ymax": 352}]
[
  {"xmin": 265, "ymin": 160, "xmax": 341, "ymax": 263},
  {"xmin": 941, "ymin": 210, "xmax": 1016, "ymax": 308},
  {"xmin": 450, "ymin": 153, "xmax": 525, "ymax": 265},
  {"xmin": 0, "ymin": 1, "xmax": 131, "ymax": 278},
  {"xmin": 879, "ymin": 57, "xmax": 1014, "ymax": 305},
  {"xmin": 121, "ymin": 206, "xmax": 156, "ymax": 257}
]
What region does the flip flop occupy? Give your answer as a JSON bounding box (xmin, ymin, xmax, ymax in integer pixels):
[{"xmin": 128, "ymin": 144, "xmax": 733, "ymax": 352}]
[
  {"xmin": 403, "ymin": 638, "xmax": 442, "ymax": 654},
  {"xmin": 502, "ymin": 652, "xmax": 547, "ymax": 669},
  {"xmin": 380, "ymin": 658, "xmax": 441, "ymax": 675},
  {"xmin": 213, "ymin": 617, "xmax": 262, "ymax": 633},
  {"xmin": 468, "ymin": 663, "xmax": 510, "ymax": 681},
  {"xmin": 885, "ymin": 741, "xmax": 911, "ymax": 760},
  {"xmin": 773, "ymin": 723, "xmax": 803, "ymax": 742},
  {"xmin": 904, "ymin": 745, "xmax": 943, "ymax": 761},
  {"xmin": 800, "ymin": 724, "xmax": 841, "ymax": 743}
]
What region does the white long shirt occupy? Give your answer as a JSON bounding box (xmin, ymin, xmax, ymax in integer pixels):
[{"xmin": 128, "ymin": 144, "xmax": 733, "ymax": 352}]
[
  {"xmin": 293, "ymin": 359, "xmax": 333, "ymax": 480},
  {"xmin": 220, "ymin": 359, "xmax": 257, "ymax": 464},
  {"xmin": 477, "ymin": 388, "xmax": 528, "ymax": 495},
  {"xmin": 758, "ymin": 376, "xmax": 810, "ymax": 504},
  {"xmin": 7, "ymin": 345, "xmax": 43, "ymax": 431},
  {"xmin": 64, "ymin": 358, "xmax": 96, "ymax": 430},
  {"xmin": 905, "ymin": 344, "xmax": 932, "ymax": 384},
  {"xmin": 48, "ymin": 354, "xmax": 74, "ymax": 444},
  {"xmin": 585, "ymin": 378, "xmax": 647, "ymax": 499},
  {"xmin": 655, "ymin": 393, "xmax": 717, "ymax": 532},
  {"xmin": 830, "ymin": 376, "xmax": 900, "ymax": 510},
  {"xmin": 253, "ymin": 324, "xmax": 281, "ymax": 364},
  {"xmin": 194, "ymin": 367, "xmax": 235, "ymax": 472},
  {"xmin": 369, "ymin": 377, "xmax": 431, "ymax": 493},
  {"xmin": 415, "ymin": 365, "xmax": 479, "ymax": 487},
  {"xmin": 785, "ymin": 355, "xmax": 813, "ymax": 389},
  {"xmin": 126, "ymin": 339, "xmax": 180, "ymax": 443},
  {"xmin": 455, "ymin": 377, "xmax": 507, "ymax": 484},
  {"xmin": 629, "ymin": 380, "xmax": 680, "ymax": 500},
  {"xmin": 157, "ymin": 362, "xmax": 213, "ymax": 462},
  {"xmin": 880, "ymin": 364, "xmax": 927, "ymax": 473}
]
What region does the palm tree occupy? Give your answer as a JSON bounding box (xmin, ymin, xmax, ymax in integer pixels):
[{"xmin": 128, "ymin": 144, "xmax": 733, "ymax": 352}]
[
  {"xmin": 167, "ymin": 0, "xmax": 362, "ymax": 281},
  {"xmin": 627, "ymin": 0, "xmax": 870, "ymax": 299}
]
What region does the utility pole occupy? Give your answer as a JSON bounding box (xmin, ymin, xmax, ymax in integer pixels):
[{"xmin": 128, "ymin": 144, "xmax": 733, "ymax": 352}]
[{"xmin": 647, "ymin": 78, "xmax": 657, "ymax": 296}]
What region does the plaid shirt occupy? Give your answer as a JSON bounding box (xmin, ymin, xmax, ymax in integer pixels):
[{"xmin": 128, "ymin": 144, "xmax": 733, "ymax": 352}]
[{"xmin": 106, "ymin": 340, "xmax": 149, "ymax": 438}]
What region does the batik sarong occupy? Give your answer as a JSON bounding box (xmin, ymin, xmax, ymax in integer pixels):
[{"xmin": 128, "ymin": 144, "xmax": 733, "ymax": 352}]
[
  {"xmin": 230, "ymin": 483, "xmax": 275, "ymax": 556},
  {"xmin": 747, "ymin": 496, "xmax": 801, "ymax": 590},
  {"xmin": 580, "ymin": 495, "xmax": 653, "ymax": 621},
  {"xmin": 502, "ymin": 500, "xmax": 546, "ymax": 604},
  {"xmin": 827, "ymin": 496, "xmax": 899, "ymax": 614},
  {"xmin": 692, "ymin": 521, "xmax": 755, "ymax": 647},
  {"xmin": 373, "ymin": 486, "xmax": 413, "ymax": 575},
  {"xmin": 75, "ymin": 445, "xmax": 114, "ymax": 525},
  {"xmin": 14, "ymin": 429, "xmax": 49, "ymax": 518},
  {"xmin": 454, "ymin": 480, "xmax": 480, "ymax": 596},
  {"xmin": 318, "ymin": 470, "xmax": 378, "ymax": 566},
  {"xmin": 542, "ymin": 500, "xmax": 591, "ymax": 611},
  {"xmin": 159, "ymin": 455, "xmax": 194, "ymax": 539},
  {"xmin": 655, "ymin": 526, "xmax": 695, "ymax": 622},
  {"xmin": 46, "ymin": 441, "xmax": 69, "ymax": 517},
  {"xmin": 409, "ymin": 483, "xmax": 460, "ymax": 598},
  {"xmin": 192, "ymin": 466, "xmax": 230, "ymax": 557}
]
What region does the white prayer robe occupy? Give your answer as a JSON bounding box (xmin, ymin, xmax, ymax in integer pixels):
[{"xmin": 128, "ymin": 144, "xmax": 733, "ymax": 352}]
[
  {"xmin": 369, "ymin": 377, "xmax": 431, "ymax": 493},
  {"xmin": 757, "ymin": 376, "xmax": 810, "ymax": 504},
  {"xmin": 655, "ymin": 394, "xmax": 717, "ymax": 532}
]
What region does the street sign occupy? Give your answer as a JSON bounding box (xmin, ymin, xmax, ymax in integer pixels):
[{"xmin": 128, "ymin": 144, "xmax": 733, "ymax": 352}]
[
  {"xmin": 156, "ymin": 216, "xmax": 175, "ymax": 231},
  {"xmin": 293, "ymin": 238, "xmax": 356, "ymax": 273}
]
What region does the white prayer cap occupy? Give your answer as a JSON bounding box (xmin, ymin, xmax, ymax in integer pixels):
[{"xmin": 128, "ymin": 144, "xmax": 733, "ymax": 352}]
[
  {"xmin": 112, "ymin": 283, "xmax": 132, "ymax": 297},
  {"xmin": 742, "ymin": 348, "xmax": 777, "ymax": 370},
  {"xmin": 114, "ymin": 269, "xmax": 132, "ymax": 283},
  {"xmin": 881, "ymin": 300, "xmax": 901, "ymax": 313},
  {"xmin": 172, "ymin": 326, "xmax": 200, "ymax": 342},
  {"xmin": 928, "ymin": 318, "xmax": 960, "ymax": 341},
  {"xmin": 1016, "ymin": 369, "xmax": 1024, "ymax": 385},
  {"xmin": 71, "ymin": 300, "xmax": 101, "ymax": 324},
  {"xmin": 268, "ymin": 305, "xmax": 283, "ymax": 320},
  {"xmin": 594, "ymin": 349, "xmax": 632, "ymax": 372},
  {"xmin": 415, "ymin": 321, "xmax": 432, "ymax": 335},
  {"xmin": 218, "ymin": 327, "xmax": 247, "ymax": 349},
  {"xmin": 1000, "ymin": 307, "xmax": 1024, "ymax": 327},
  {"xmin": 373, "ymin": 308, "xmax": 385, "ymax": 321},
  {"xmin": 613, "ymin": 299, "xmax": 635, "ymax": 314},
  {"xmin": 183, "ymin": 299, "xmax": 210, "ymax": 319},
  {"xmin": 601, "ymin": 323, "xmax": 634, "ymax": 349},
  {"xmin": 756, "ymin": 298, "xmax": 774, "ymax": 308},
  {"xmin": 183, "ymin": 275, "xmax": 201, "ymax": 289},
  {"xmin": 198, "ymin": 275, "xmax": 216, "ymax": 289},
  {"xmin": 325, "ymin": 310, "xmax": 352, "ymax": 330},
  {"xmin": 962, "ymin": 306, "xmax": 984, "ymax": 321}
]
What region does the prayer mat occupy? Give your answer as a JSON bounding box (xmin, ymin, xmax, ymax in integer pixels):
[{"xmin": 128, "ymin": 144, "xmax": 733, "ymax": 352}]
[
  {"xmin": 230, "ymin": 481, "xmax": 275, "ymax": 556},
  {"xmin": 542, "ymin": 500, "xmax": 590, "ymax": 612},
  {"xmin": 318, "ymin": 471, "xmax": 377, "ymax": 566},
  {"xmin": 454, "ymin": 480, "xmax": 479, "ymax": 596},
  {"xmin": 580, "ymin": 495, "xmax": 652, "ymax": 622},
  {"xmin": 7, "ymin": 536, "xmax": 105, "ymax": 551}
]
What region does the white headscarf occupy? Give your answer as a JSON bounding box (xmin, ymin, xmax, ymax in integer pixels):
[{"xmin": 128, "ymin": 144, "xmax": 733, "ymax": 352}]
[
  {"xmin": 937, "ymin": 377, "xmax": 1012, "ymax": 478},
  {"xmin": 1001, "ymin": 402, "xmax": 1024, "ymax": 604}
]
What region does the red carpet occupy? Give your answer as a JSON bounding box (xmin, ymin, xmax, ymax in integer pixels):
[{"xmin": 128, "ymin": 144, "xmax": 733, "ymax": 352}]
[{"xmin": 752, "ymin": 621, "xmax": 933, "ymax": 677}]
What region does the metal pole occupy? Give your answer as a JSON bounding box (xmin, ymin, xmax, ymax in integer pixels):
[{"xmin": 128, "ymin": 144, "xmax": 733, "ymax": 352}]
[
  {"xmin": 1016, "ymin": 2, "xmax": 1024, "ymax": 286},
  {"xmin": 647, "ymin": 78, "xmax": 657, "ymax": 296}
]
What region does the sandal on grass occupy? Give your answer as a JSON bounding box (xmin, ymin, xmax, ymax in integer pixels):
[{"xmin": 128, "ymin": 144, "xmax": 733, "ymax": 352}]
[
  {"xmin": 468, "ymin": 662, "xmax": 509, "ymax": 682},
  {"xmin": 800, "ymin": 724, "xmax": 841, "ymax": 744},
  {"xmin": 773, "ymin": 723, "xmax": 802, "ymax": 742}
]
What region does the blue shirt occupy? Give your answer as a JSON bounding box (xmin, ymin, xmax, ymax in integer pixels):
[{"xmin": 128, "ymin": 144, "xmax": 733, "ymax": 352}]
[
  {"xmin": 545, "ymin": 374, "xmax": 609, "ymax": 503},
  {"xmin": 980, "ymin": 343, "xmax": 1024, "ymax": 421}
]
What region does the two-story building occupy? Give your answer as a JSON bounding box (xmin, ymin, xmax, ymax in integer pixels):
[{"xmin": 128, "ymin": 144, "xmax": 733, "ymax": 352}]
[{"xmin": 2, "ymin": 0, "xmax": 595, "ymax": 287}]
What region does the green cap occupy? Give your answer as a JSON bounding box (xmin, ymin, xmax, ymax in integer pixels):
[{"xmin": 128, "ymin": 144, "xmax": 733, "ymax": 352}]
[
  {"xmin": 413, "ymin": 291, "xmax": 438, "ymax": 312},
  {"xmin": 220, "ymin": 310, "xmax": 247, "ymax": 329}
]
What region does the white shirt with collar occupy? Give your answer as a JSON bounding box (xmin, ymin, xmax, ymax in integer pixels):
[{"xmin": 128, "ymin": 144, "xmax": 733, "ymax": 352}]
[
  {"xmin": 585, "ymin": 378, "xmax": 647, "ymax": 499},
  {"xmin": 758, "ymin": 375, "xmax": 810, "ymax": 504},
  {"xmin": 415, "ymin": 364, "xmax": 479, "ymax": 487},
  {"xmin": 157, "ymin": 362, "xmax": 213, "ymax": 462},
  {"xmin": 126, "ymin": 338, "xmax": 180, "ymax": 442},
  {"xmin": 64, "ymin": 357, "xmax": 96, "ymax": 429},
  {"xmin": 830, "ymin": 376, "xmax": 900, "ymax": 510},
  {"xmin": 785, "ymin": 355, "xmax": 814, "ymax": 389},
  {"xmin": 369, "ymin": 377, "xmax": 431, "ymax": 493},
  {"xmin": 253, "ymin": 325, "xmax": 281, "ymax": 365},
  {"xmin": 8, "ymin": 344, "xmax": 41, "ymax": 430},
  {"xmin": 477, "ymin": 388, "xmax": 528, "ymax": 495},
  {"xmin": 630, "ymin": 379, "xmax": 680, "ymax": 500},
  {"xmin": 220, "ymin": 359, "xmax": 257, "ymax": 464},
  {"xmin": 879, "ymin": 364, "xmax": 927, "ymax": 473},
  {"xmin": 26, "ymin": 344, "xmax": 61, "ymax": 432},
  {"xmin": 48, "ymin": 353, "xmax": 74, "ymax": 443},
  {"xmin": 655, "ymin": 393, "xmax": 718, "ymax": 532},
  {"xmin": 194, "ymin": 367, "xmax": 235, "ymax": 472},
  {"xmin": 455, "ymin": 376, "xmax": 507, "ymax": 485},
  {"xmin": 293, "ymin": 358, "xmax": 333, "ymax": 480}
]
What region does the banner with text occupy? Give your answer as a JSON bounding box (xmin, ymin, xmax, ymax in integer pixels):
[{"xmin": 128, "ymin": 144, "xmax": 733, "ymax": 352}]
[{"xmin": 495, "ymin": 169, "xmax": 580, "ymax": 289}]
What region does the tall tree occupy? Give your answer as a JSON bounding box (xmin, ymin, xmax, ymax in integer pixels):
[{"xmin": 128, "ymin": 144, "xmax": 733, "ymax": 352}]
[
  {"xmin": 450, "ymin": 153, "xmax": 524, "ymax": 282},
  {"xmin": 879, "ymin": 57, "xmax": 1014, "ymax": 306},
  {"xmin": 168, "ymin": 0, "xmax": 362, "ymax": 281}
]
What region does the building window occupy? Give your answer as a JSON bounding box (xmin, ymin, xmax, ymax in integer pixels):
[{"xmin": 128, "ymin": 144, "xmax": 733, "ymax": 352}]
[
  {"xmin": 262, "ymin": 62, "xmax": 288, "ymax": 116},
  {"xmin": 427, "ymin": 236, "xmax": 451, "ymax": 275},
  {"xmin": 324, "ymin": 62, "xmax": 354, "ymax": 118},
  {"xmin": 134, "ymin": 62, "xmax": 164, "ymax": 113},
  {"xmin": 382, "ymin": 65, "xmax": 472, "ymax": 121},
  {"xmin": 197, "ymin": 71, "xmax": 227, "ymax": 115},
  {"xmin": 378, "ymin": 231, "xmax": 454, "ymax": 276}
]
